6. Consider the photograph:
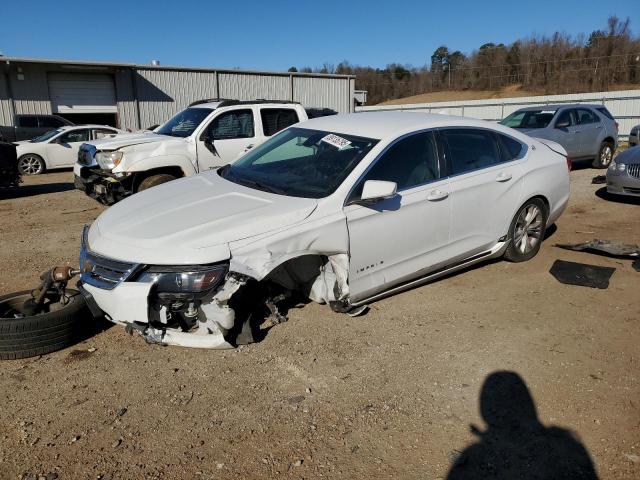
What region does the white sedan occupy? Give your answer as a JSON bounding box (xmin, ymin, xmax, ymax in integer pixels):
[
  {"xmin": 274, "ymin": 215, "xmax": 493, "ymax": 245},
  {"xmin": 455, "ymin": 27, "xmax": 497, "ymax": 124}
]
[
  {"xmin": 16, "ymin": 125, "xmax": 122, "ymax": 175},
  {"xmin": 78, "ymin": 112, "xmax": 570, "ymax": 349}
]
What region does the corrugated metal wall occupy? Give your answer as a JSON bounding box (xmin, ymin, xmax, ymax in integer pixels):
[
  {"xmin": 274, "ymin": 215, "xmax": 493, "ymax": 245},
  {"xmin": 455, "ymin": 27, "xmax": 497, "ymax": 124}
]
[
  {"xmin": 0, "ymin": 60, "xmax": 355, "ymax": 130},
  {"xmin": 0, "ymin": 73, "xmax": 13, "ymax": 126},
  {"xmin": 135, "ymin": 69, "xmax": 219, "ymax": 129},
  {"xmin": 8, "ymin": 63, "xmax": 52, "ymax": 116},
  {"xmin": 219, "ymin": 73, "xmax": 290, "ymax": 102},
  {"xmin": 293, "ymin": 76, "xmax": 352, "ymax": 114},
  {"xmin": 357, "ymin": 89, "xmax": 640, "ymax": 139}
]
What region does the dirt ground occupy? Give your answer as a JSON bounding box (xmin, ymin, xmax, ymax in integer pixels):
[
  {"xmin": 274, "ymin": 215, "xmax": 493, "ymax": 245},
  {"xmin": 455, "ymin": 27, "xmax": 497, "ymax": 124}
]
[
  {"xmin": 0, "ymin": 165, "xmax": 638, "ymax": 479},
  {"xmin": 378, "ymin": 83, "xmax": 640, "ymax": 105}
]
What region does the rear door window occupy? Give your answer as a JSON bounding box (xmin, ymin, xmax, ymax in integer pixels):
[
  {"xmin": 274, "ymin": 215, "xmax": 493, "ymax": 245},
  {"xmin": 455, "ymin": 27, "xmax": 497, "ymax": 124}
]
[
  {"xmin": 261, "ymin": 108, "xmax": 299, "ymax": 136},
  {"xmin": 576, "ymin": 108, "xmax": 598, "ymax": 125},
  {"xmin": 92, "ymin": 128, "xmax": 117, "ymax": 140},
  {"xmin": 440, "ymin": 129, "xmax": 501, "ymax": 175},
  {"xmin": 18, "ymin": 116, "xmax": 38, "ymax": 128},
  {"xmin": 208, "ymin": 109, "xmax": 254, "ymax": 140}
]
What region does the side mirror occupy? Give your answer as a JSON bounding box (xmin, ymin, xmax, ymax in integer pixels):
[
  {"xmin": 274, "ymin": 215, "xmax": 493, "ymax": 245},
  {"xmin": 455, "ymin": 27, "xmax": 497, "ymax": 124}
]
[
  {"xmin": 555, "ymin": 120, "xmax": 570, "ymax": 129},
  {"xmin": 359, "ymin": 180, "xmax": 397, "ymax": 203}
]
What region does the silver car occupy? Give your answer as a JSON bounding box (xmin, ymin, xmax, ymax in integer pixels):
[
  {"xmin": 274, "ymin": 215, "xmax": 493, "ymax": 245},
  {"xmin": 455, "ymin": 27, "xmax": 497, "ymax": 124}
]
[
  {"xmin": 501, "ymin": 104, "xmax": 618, "ymax": 168},
  {"xmin": 606, "ymin": 146, "xmax": 640, "ymax": 197},
  {"xmin": 629, "ymin": 125, "xmax": 639, "ymax": 147}
]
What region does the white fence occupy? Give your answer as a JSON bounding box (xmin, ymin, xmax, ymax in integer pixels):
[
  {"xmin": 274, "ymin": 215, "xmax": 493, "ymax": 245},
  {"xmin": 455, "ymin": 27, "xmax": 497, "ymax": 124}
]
[{"xmin": 357, "ymin": 89, "xmax": 640, "ymax": 140}]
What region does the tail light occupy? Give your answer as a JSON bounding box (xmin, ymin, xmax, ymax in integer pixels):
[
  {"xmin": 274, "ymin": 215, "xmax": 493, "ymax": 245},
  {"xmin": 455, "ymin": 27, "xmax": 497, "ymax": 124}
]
[{"xmin": 566, "ymin": 156, "xmax": 573, "ymax": 171}]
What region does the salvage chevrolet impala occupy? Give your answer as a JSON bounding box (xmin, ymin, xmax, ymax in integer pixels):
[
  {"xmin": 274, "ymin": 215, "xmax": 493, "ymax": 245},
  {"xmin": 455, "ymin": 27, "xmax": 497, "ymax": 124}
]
[{"xmin": 77, "ymin": 112, "xmax": 570, "ymax": 349}]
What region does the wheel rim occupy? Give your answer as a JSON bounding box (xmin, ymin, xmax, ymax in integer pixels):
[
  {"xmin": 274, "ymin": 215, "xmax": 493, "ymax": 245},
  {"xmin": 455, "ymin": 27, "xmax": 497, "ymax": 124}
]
[
  {"xmin": 600, "ymin": 145, "xmax": 613, "ymax": 166},
  {"xmin": 513, "ymin": 204, "xmax": 543, "ymax": 254},
  {"xmin": 19, "ymin": 156, "xmax": 43, "ymax": 175}
]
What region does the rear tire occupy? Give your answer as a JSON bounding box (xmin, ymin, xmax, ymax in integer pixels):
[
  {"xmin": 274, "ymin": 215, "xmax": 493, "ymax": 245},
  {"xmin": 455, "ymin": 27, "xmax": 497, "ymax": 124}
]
[
  {"xmin": 17, "ymin": 154, "xmax": 46, "ymax": 175},
  {"xmin": 0, "ymin": 289, "xmax": 90, "ymax": 360},
  {"xmin": 136, "ymin": 174, "xmax": 177, "ymax": 192},
  {"xmin": 503, "ymin": 198, "xmax": 548, "ymax": 263},
  {"xmin": 593, "ymin": 141, "xmax": 614, "ymax": 168}
]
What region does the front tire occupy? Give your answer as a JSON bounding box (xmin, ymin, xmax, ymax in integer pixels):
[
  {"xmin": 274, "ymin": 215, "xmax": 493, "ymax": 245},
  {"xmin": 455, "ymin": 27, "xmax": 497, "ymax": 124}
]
[
  {"xmin": 18, "ymin": 154, "xmax": 46, "ymax": 175},
  {"xmin": 593, "ymin": 141, "xmax": 614, "ymax": 168},
  {"xmin": 503, "ymin": 198, "xmax": 548, "ymax": 263},
  {"xmin": 136, "ymin": 173, "xmax": 177, "ymax": 192},
  {"xmin": 0, "ymin": 289, "xmax": 90, "ymax": 360}
]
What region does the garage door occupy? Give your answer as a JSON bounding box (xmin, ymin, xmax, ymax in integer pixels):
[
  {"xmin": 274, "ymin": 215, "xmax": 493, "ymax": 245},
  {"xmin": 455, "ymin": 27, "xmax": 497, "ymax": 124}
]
[{"xmin": 48, "ymin": 73, "xmax": 117, "ymax": 114}]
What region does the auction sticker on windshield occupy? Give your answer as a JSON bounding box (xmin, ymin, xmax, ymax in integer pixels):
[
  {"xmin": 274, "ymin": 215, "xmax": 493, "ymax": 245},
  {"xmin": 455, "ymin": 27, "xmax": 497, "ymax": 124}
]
[{"xmin": 321, "ymin": 134, "xmax": 352, "ymax": 150}]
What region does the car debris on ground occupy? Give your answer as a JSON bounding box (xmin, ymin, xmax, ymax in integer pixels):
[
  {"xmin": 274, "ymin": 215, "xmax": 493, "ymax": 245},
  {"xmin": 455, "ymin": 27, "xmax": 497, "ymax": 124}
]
[
  {"xmin": 555, "ymin": 239, "xmax": 640, "ymax": 271},
  {"xmin": 549, "ymin": 259, "xmax": 616, "ymax": 289}
]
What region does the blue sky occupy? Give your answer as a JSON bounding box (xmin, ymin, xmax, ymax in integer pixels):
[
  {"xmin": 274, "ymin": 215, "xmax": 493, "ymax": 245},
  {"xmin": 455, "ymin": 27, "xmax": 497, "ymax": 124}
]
[{"xmin": 0, "ymin": 0, "xmax": 636, "ymax": 71}]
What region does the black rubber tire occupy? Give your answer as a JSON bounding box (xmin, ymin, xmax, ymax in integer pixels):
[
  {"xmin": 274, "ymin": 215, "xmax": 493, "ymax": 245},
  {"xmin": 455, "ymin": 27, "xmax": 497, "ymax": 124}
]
[
  {"xmin": 0, "ymin": 289, "xmax": 90, "ymax": 360},
  {"xmin": 17, "ymin": 154, "xmax": 46, "ymax": 175},
  {"xmin": 137, "ymin": 174, "xmax": 176, "ymax": 192},
  {"xmin": 503, "ymin": 198, "xmax": 548, "ymax": 263},
  {"xmin": 592, "ymin": 141, "xmax": 615, "ymax": 168}
]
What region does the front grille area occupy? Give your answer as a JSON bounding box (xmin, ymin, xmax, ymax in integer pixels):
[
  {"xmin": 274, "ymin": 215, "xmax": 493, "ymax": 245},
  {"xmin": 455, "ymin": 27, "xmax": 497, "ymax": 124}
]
[
  {"xmin": 623, "ymin": 186, "xmax": 640, "ymax": 195},
  {"xmin": 628, "ymin": 164, "xmax": 640, "ymax": 179},
  {"xmin": 80, "ymin": 226, "xmax": 140, "ymax": 290}
]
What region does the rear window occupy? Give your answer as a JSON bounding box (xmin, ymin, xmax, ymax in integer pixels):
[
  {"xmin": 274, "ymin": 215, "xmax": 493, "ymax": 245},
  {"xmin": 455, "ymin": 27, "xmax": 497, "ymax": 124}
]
[
  {"xmin": 260, "ymin": 108, "xmax": 299, "ymax": 136},
  {"xmin": 596, "ymin": 107, "xmax": 614, "ymax": 120},
  {"xmin": 498, "ymin": 134, "xmax": 527, "ymax": 161}
]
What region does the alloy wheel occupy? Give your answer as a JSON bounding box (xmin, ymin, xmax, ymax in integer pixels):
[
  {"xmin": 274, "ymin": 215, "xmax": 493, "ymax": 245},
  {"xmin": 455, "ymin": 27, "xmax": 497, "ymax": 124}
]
[
  {"xmin": 18, "ymin": 156, "xmax": 43, "ymax": 175},
  {"xmin": 513, "ymin": 205, "xmax": 543, "ymax": 254},
  {"xmin": 600, "ymin": 145, "xmax": 613, "ymax": 167}
]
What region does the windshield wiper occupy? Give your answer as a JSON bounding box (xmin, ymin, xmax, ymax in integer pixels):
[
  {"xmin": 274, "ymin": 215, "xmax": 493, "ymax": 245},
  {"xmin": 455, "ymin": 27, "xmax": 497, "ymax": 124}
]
[{"xmin": 238, "ymin": 178, "xmax": 286, "ymax": 195}]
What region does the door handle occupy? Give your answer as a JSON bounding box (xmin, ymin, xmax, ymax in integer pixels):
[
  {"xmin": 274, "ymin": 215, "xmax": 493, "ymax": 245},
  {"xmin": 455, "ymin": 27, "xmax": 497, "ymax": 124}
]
[
  {"xmin": 496, "ymin": 172, "xmax": 513, "ymax": 182},
  {"xmin": 245, "ymin": 144, "xmax": 254, "ymax": 150},
  {"xmin": 426, "ymin": 189, "xmax": 449, "ymax": 201}
]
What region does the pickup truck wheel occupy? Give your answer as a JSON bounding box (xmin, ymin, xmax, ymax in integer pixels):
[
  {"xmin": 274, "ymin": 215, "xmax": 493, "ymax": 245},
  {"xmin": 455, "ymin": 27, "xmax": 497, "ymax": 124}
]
[
  {"xmin": 593, "ymin": 141, "xmax": 614, "ymax": 168},
  {"xmin": 18, "ymin": 154, "xmax": 45, "ymax": 175},
  {"xmin": 0, "ymin": 289, "xmax": 90, "ymax": 360},
  {"xmin": 137, "ymin": 174, "xmax": 177, "ymax": 192},
  {"xmin": 503, "ymin": 198, "xmax": 548, "ymax": 263}
]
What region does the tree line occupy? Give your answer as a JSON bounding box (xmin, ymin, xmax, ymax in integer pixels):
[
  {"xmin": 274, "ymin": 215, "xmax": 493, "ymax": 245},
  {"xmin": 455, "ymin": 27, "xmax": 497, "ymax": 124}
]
[{"xmin": 289, "ymin": 17, "xmax": 640, "ymax": 104}]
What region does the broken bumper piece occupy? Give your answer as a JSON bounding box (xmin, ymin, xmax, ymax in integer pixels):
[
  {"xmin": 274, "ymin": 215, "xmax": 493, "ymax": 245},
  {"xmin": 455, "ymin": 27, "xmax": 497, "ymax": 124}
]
[{"xmin": 82, "ymin": 275, "xmax": 246, "ymax": 350}]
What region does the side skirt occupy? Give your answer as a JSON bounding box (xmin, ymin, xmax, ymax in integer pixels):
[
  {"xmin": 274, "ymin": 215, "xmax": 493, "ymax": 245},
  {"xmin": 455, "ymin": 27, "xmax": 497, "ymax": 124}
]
[{"xmin": 350, "ymin": 241, "xmax": 509, "ymax": 307}]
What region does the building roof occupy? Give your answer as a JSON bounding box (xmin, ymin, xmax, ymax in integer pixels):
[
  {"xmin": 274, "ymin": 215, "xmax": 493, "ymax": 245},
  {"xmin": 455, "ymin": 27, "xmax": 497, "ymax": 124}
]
[{"xmin": 0, "ymin": 56, "xmax": 355, "ymax": 79}]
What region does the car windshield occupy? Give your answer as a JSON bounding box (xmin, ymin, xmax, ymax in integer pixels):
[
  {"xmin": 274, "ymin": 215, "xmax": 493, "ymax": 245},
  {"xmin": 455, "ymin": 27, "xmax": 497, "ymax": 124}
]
[
  {"xmin": 156, "ymin": 107, "xmax": 213, "ymax": 138},
  {"xmin": 30, "ymin": 129, "xmax": 62, "ymax": 143},
  {"xmin": 500, "ymin": 110, "xmax": 556, "ymax": 129},
  {"xmin": 220, "ymin": 127, "xmax": 379, "ymax": 199}
]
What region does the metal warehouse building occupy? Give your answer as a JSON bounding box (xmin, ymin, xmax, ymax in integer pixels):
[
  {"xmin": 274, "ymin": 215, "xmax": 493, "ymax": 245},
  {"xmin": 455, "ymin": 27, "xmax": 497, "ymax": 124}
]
[{"xmin": 0, "ymin": 57, "xmax": 356, "ymax": 130}]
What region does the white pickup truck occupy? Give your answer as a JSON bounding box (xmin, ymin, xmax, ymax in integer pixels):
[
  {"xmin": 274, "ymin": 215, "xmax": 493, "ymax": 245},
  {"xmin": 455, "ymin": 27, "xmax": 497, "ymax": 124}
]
[{"xmin": 74, "ymin": 100, "xmax": 336, "ymax": 204}]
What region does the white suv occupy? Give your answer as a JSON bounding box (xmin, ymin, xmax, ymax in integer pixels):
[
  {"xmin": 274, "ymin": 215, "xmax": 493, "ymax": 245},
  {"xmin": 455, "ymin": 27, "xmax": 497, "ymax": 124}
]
[
  {"xmin": 78, "ymin": 112, "xmax": 570, "ymax": 349},
  {"xmin": 74, "ymin": 100, "xmax": 331, "ymax": 204}
]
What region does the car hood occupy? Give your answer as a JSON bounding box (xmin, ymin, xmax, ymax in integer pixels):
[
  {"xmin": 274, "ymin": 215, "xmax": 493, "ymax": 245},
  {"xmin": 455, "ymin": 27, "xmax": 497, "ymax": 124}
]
[
  {"xmin": 88, "ymin": 171, "xmax": 318, "ymax": 265},
  {"xmin": 89, "ymin": 132, "xmax": 172, "ymax": 151},
  {"xmin": 613, "ymin": 145, "xmax": 640, "ymax": 165}
]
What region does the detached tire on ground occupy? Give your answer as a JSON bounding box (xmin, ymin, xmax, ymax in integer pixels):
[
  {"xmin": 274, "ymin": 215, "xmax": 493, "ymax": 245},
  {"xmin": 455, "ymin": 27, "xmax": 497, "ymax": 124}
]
[
  {"xmin": 593, "ymin": 141, "xmax": 614, "ymax": 168},
  {"xmin": 137, "ymin": 174, "xmax": 177, "ymax": 192},
  {"xmin": 0, "ymin": 289, "xmax": 90, "ymax": 360},
  {"xmin": 503, "ymin": 198, "xmax": 548, "ymax": 263}
]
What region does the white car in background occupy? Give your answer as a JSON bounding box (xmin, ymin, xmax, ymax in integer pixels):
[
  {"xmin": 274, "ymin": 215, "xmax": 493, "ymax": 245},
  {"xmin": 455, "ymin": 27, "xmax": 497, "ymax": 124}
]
[
  {"xmin": 78, "ymin": 112, "xmax": 570, "ymax": 349},
  {"xmin": 16, "ymin": 125, "xmax": 121, "ymax": 175}
]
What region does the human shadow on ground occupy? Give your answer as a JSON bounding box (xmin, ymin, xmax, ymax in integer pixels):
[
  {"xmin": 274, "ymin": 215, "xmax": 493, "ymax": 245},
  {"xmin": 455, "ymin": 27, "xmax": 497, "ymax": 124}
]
[{"xmin": 447, "ymin": 371, "xmax": 598, "ymax": 480}]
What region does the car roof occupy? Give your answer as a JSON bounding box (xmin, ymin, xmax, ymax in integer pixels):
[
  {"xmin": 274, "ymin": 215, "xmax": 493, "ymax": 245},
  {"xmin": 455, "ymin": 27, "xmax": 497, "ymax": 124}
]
[
  {"xmin": 516, "ymin": 104, "xmax": 605, "ymax": 112},
  {"xmin": 58, "ymin": 125, "xmax": 119, "ymax": 131},
  {"xmin": 190, "ymin": 99, "xmax": 300, "ymax": 110},
  {"xmin": 296, "ymin": 111, "xmax": 521, "ymax": 141}
]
